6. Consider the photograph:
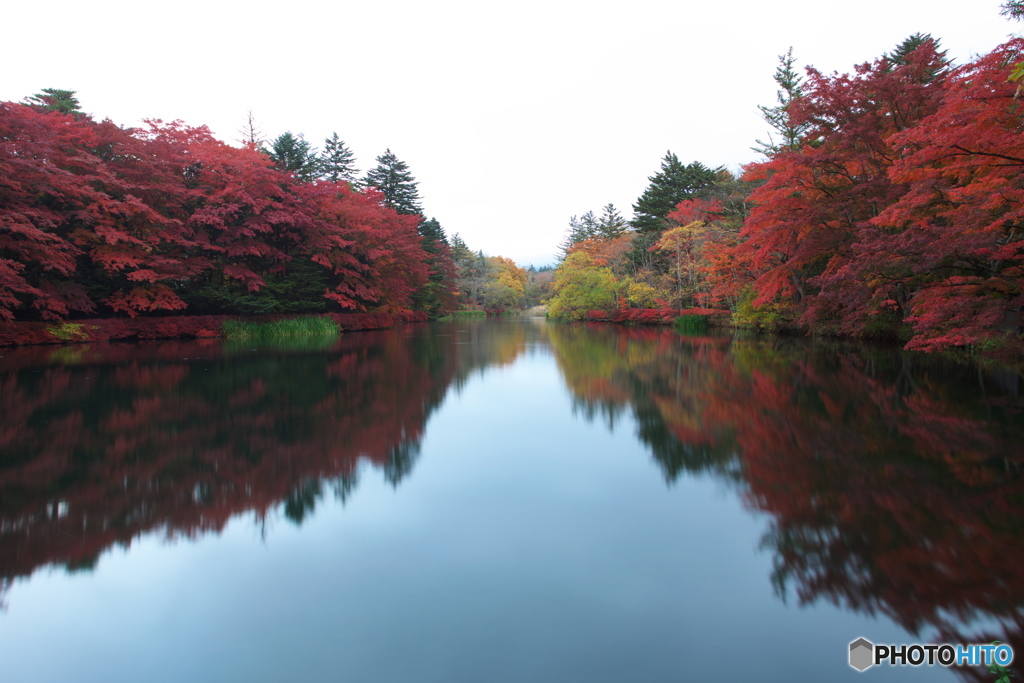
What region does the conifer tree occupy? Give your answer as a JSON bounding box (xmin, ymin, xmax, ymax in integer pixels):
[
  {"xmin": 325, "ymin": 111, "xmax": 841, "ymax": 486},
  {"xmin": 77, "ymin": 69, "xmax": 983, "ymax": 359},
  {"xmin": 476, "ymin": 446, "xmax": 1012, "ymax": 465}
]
[
  {"xmin": 884, "ymin": 33, "xmax": 948, "ymax": 83},
  {"xmin": 558, "ymin": 212, "xmax": 599, "ymax": 260},
  {"xmin": 25, "ymin": 89, "xmax": 83, "ymax": 117},
  {"xmin": 268, "ymin": 132, "xmax": 319, "ymax": 182},
  {"xmin": 753, "ymin": 48, "xmax": 809, "ymax": 157},
  {"xmin": 363, "ymin": 149, "xmax": 422, "ymax": 215},
  {"xmin": 631, "ymin": 152, "xmax": 717, "ymax": 233},
  {"xmin": 238, "ymin": 110, "xmax": 266, "ymax": 147},
  {"xmin": 596, "ymin": 203, "xmax": 629, "ymax": 239},
  {"xmin": 418, "ymin": 217, "xmax": 446, "ymax": 244},
  {"xmin": 450, "ymin": 233, "xmax": 474, "ymax": 264},
  {"xmin": 320, "ymin": 132, "xmax": 358, "ymax": 183},
  {"xmin": 412, "ymin": 217, "xmax": 454, "ymax": 316}
]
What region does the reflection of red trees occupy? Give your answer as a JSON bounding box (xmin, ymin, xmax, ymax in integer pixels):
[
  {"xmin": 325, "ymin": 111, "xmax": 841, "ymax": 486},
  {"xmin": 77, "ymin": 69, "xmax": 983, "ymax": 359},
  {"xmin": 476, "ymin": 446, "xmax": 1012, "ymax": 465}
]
[
  {"xmin": 0, "ymin": 329, "xmax": 466, "ymax": 588},
  {"xmin": 551, "ymin": 325, "xmax": 1024, "ymax": 676},
  {"xmin": 736, "ymin": 357, "xmax": 1024, "ymax": 677}
]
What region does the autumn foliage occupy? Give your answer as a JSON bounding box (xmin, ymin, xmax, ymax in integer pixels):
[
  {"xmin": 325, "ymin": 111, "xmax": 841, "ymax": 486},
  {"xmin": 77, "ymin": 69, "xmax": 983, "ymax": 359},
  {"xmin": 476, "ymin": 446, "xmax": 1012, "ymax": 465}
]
[
  {"xmin": 0, "ymin": 102, "xmax": 445, "ymax": 323},
  {"xmin": 548, "ymin": 38, "xmax": 1024, "ymax": 355},
  {"xmin": 719, "ymin": 38, "xmax": 1024, "ymax": 351}
]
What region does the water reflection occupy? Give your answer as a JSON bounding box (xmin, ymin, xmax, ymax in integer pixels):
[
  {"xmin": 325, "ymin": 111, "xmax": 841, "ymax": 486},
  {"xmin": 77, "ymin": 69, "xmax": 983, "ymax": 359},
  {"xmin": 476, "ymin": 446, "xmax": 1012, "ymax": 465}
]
[
  {"xmin": 2, "ymin": 319, "xmax": 1023, "ymax": 682},
  {"xmin": 548, "ymin": 323, "xmax": 1024, "ymax": 679},
  {"xmin": 0, "ymin": 320, "xmax": 533, "ymax": 605}
]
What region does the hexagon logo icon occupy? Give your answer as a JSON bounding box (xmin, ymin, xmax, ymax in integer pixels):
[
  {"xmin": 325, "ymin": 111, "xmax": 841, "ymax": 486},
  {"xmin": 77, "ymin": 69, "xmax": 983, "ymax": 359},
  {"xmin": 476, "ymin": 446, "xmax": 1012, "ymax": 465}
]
[{"xmin": 850, "ymin": 638, "xmax": 874, "ymax": 671}]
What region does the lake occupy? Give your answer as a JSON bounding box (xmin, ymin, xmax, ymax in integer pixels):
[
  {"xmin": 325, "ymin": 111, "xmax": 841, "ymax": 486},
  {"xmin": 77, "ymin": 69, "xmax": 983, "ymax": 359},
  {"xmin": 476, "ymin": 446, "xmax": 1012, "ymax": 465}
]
[{"xmin": 0, "ymin": 319, "xmax": 1021, "ymax": 682}]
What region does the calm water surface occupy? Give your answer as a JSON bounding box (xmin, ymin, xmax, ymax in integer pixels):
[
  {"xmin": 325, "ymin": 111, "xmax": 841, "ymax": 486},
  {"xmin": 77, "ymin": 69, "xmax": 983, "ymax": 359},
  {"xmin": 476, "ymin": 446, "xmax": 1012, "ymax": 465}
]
[{"xmin": 0, "ymin": 319, "xmax": 1021, "ymax": 682}]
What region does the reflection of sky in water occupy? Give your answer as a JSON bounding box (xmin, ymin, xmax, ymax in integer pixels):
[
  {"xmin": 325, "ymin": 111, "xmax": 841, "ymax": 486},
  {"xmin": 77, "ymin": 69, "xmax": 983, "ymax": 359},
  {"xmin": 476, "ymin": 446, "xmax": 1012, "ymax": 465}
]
[{"xmin": 0, "ymin": 339, "xmax": 964, "ymax": 682}]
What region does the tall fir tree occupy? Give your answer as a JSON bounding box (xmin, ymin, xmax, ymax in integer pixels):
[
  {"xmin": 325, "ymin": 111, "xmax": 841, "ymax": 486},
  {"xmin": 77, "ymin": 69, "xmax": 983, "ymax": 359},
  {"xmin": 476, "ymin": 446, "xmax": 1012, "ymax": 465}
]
[
  {"xmin": 596, "ymin": 203, "xmax": 629, "ymax": 239},
  {"xmin": 753, "ymin": 48, "xmax": 809, "ymax": 157},
  {"xmin": 450, "ymin": 233, "xmax": 474, "ymax": 264},
  {"xmin": 884, "ymin": 33, "xmax": 948, "ymax": 83},
  {"xmin": 631, "ymin": 152, "xmax": 718, "ymax": 233},
  {"xmin": 320, "ymin": 132, "xmax": 358, "ymax": 183},
  {"xmin": 267, "ymin": 132, "xmax": 319, "ymax": 182},
  {"xmin": 558, "ymin": 212, "xmax": 599, "ymax": 260},
  {"xmin": 363, "ymin": 149, "xmax": 422, "ymax": 215},
  {"xmin": 418, "ymin": 217, "xmax": 446, "ymax": 244}
]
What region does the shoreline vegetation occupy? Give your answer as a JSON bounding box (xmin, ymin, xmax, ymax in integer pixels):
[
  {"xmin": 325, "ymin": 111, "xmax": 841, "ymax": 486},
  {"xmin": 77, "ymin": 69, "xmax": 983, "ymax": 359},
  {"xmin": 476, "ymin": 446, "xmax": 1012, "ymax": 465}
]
[
  {"xmin": 221, "ymin": 316, "xmax": 341, "ymax": 340},
  {"xmin": 541, "ymin": 28, "xmax": 1024, "ymax": 364},
  {"xmin": 5, "ymin": 18, "xmax": 1024, "ymax": 362},
  {"xmin": 0, "ymin": 312, "xmax": 426, "ymax": 347},
  {"xmin": 0, "ymin": 92, "xmax": 532, "ymax": 343}
]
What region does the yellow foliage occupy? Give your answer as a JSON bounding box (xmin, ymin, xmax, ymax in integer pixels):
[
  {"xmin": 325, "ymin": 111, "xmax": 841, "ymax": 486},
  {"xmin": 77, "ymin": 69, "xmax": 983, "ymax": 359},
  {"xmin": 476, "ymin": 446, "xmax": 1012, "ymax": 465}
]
[
  {"xmin": 652, "ymin": 220, "xmax": 714, "ymax": 308},
  {"xmin": 482, "ymin": 256, "xmax": 527, "ymax": 309},
  {"xmin": 548, "ymin": 252, "xmax": 618, "ymax": 320},
  {"xmin": 623, "ymin": 278, "xmax": 659, "ymax": 308}
]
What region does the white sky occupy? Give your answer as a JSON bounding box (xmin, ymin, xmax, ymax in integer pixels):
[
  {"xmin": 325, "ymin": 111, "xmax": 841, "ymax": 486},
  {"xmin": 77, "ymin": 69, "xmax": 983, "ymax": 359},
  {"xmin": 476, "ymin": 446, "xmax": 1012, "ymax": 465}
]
[{"xmin": 1, "ymin": 1, "xmax": 1016, "ymax": 267}]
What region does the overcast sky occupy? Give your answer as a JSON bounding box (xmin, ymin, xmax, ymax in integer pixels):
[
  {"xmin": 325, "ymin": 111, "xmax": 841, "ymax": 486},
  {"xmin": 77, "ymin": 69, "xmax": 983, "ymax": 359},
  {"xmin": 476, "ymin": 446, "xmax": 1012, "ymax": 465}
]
[{"xmin": 2, "ymin": 1, "xmax": 1017, "ymax": 266}]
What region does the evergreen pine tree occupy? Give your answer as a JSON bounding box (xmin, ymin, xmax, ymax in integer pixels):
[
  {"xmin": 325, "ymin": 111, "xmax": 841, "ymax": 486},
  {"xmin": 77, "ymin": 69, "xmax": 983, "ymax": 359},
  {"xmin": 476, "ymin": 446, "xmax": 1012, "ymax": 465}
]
[
  {"xmin": 753, "ymin": 48, "xmax": 809, "ymax": 157},
  {"xmin": 418, "ymin": 217, "xmax": 447, "ymax": 244},
  {"xmin": 363, "ymin": 149, "xmax": 423, "ymax": 215},
  {"xmin": 25, "ymin": 88, "xmax": 83, "ymax": 117},
  {"xmin": 631, "ymin": 152, "xmax": 718, "ymax": 233},
  {"xmin": 268, "ymin": 132, "xmax": 319, "ymax": 182},
  {"xmin": 883, "ymin": 33, "xmax": 948, "ymax": 83},
  {"xmin": 320, "ymin": 132, "xmax": 359, "ymax": 183},
  {"xmin": 412, "ymin": 217, "xmax": 453, "ymax": 316},
  {"xmin": 596, "ymin": 203, "xmax": 629, "ymax": 239},
  {"xmin": 558, "ymin": 212, "xmax": 599, "ymax": 260},
  {"xmin": 450, "ymin": 233, "xmax": 474, "ymax": 264}
]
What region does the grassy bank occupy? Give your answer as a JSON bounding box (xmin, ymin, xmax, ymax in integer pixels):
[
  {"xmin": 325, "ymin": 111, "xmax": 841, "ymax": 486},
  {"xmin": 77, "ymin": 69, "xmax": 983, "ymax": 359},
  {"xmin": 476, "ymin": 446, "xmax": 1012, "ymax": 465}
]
[{"xmin": 221, "ymin": 316, "xmax": 340, "ymax": 340}]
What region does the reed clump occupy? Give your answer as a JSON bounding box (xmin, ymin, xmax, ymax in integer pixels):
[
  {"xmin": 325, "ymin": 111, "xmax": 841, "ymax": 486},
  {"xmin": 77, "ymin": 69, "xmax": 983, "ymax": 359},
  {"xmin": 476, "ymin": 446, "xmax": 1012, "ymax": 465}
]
[{"xmin": 222, "ymin": 316, "xmax": 341, "ymax": 340}]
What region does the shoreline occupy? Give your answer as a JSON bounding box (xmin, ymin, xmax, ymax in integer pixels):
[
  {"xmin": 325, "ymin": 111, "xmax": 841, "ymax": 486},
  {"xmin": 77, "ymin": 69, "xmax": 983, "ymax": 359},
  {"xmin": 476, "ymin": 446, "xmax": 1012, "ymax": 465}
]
[{"xmin": 0, "ymin": 311, "xmax": 429, "ymax": 347}]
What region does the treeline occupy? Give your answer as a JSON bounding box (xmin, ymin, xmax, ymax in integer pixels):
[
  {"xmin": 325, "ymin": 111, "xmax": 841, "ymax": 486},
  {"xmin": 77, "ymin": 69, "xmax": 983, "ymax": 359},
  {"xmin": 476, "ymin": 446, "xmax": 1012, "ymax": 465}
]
[
  {"xmin": 448, "ymin": 234, "xmax": 553, "ymax": 310},
  {"xmin": 549, "ymin": 26, "xmax": 1024, "ymax": 353},
  {"xmin": 0, "ymin": 91, "xmax": 462, "ymax": 322}
]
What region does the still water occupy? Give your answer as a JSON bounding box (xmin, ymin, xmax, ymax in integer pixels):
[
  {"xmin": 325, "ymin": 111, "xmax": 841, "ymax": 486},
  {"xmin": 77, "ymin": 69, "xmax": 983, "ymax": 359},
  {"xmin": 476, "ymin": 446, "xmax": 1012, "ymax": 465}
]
[{"xmin": 0, "ymin": 319, "xmax": 1021, "ymax": 682}]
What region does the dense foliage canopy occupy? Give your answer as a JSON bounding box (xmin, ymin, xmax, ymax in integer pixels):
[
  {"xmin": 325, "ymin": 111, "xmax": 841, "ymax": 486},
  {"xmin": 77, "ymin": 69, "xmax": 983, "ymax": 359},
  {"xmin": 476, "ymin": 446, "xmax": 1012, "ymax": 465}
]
[
  {"xmin": 0, "ymin": 102, "xmax": 455, "ymax": 321},
  {"xmin": 548, "ymin": 32, "xmax": 1024, "ymax": 355}
]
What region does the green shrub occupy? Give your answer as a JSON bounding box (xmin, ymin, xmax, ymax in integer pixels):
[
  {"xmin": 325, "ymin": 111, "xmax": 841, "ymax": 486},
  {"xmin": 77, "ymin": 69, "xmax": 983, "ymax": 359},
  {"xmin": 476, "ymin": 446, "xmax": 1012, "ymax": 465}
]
[
  {"xmin": 46, "ymin": 322, "xmax": 89, "ymax": 342},
  {"xmin": 733, "ymin": 286, "xmax": 792, "ymax": 330}
]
